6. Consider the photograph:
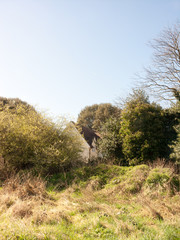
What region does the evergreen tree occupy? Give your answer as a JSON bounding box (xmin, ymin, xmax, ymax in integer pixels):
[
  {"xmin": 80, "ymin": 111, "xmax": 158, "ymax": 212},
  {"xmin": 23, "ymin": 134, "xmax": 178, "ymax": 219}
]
[{"xmin": 120, "ymin": 90, "xmax": 177, "ymax": 165}]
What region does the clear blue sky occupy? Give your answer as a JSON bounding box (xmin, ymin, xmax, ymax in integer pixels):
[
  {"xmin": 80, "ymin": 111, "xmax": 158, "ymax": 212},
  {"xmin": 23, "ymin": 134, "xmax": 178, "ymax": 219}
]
[{"xmin": 0, "ymin": 0, "xmax": 179, "ymax": 120}]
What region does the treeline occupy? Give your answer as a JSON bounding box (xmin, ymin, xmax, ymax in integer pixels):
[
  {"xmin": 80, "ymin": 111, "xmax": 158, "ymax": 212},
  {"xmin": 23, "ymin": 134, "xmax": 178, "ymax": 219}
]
[{"xmin": 77, "ymin": 90, "xmax": 179, "ymax": 166}]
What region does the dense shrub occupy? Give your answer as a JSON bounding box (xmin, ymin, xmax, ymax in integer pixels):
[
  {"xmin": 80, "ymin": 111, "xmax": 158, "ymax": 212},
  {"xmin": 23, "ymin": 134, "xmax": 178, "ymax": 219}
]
[
  {"xmin": 119, "ymin": 90, "xmax": 177, "ymax": 165},
  {"xmin": 0, "ymin": 100, "xmax": 82, "ymax": 173}
]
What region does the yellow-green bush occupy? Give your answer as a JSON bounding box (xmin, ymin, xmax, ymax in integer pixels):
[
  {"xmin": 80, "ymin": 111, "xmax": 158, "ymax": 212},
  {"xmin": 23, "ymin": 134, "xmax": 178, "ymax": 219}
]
[{"xmin": 0, "ymin": 101, "xmax": 82, "ymax": 174}]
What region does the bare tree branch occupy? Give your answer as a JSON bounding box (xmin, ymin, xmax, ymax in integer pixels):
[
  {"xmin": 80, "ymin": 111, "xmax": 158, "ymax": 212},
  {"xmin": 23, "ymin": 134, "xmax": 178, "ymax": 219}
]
[{"xmin": 140, "ymin": 24, "xmax": 180, "ymax": 103}]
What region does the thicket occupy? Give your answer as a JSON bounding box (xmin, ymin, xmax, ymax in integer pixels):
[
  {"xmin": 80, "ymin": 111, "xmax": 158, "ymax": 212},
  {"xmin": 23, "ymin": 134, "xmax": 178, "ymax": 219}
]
[
  {"xmin": 120, "ymin": 90, "xmax": 177, "ymax": 165},
  {"xmin": 0, "ymin": 98, "xmax": 82, "ymax": 175},
  {"xmin": 97, "ymin": 90, "xmax": 178, "ymax": 166}
]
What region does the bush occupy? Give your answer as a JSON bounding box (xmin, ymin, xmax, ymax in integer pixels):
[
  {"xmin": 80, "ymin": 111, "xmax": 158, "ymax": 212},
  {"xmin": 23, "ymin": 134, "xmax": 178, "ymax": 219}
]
[
  {"xmin": 120, "ymin": 90, "xmax": 177, "ymax": 165},
  {"xmin": 0, "ymin": 100, "xmax": 82, "ymax": 174}
]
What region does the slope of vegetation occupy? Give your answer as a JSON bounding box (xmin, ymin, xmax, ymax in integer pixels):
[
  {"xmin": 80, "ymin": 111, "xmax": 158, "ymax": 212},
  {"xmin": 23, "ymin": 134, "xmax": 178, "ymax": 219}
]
[{"xmin": 0, "ymin": 163, "xmax": 179, "ymax": 240}]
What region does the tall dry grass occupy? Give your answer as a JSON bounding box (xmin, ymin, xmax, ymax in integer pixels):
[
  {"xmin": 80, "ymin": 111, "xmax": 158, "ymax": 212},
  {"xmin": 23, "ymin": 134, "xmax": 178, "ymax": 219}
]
[
  {"xmin": 2, "ymin": 173, "xmax": 47, "ymax": 200},
  {"xmin": 0, "ymin": 163, "xmax": 179, "ymax": 239},
  {"xmin": 0, "ymin": 173, "xmax": 50, "ymax": 220}
]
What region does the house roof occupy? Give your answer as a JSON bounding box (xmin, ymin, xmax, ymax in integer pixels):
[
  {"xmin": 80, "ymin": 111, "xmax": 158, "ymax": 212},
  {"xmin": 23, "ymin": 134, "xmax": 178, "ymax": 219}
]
[
  {"xmin": 70, "ymin": 121, "xmax": 100, "ymax": 148},
  {"xmin": 80, "ymin": 125, "xmax": 100, "ymax": 148}
]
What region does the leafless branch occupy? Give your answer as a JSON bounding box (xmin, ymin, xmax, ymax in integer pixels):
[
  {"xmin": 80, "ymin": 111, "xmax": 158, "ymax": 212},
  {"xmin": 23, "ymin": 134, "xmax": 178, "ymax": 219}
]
[{"xmin": 140, "ymin": 23, "xmax": 180, "ymax": 103}]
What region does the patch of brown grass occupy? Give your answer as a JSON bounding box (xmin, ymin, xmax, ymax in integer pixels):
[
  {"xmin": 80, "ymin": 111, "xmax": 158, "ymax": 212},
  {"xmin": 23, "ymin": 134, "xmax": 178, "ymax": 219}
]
[
  {"xmin": 0, "ymin": 173, "xmax": 53, "ymax": 221},
  {"xmin": 0, "ymin": 194, "xmax": 15, "ymax": 209},
  {"xmin": 2, "ymin": 173, "xmax": 47, "ymax": 200},
  {"xmin": 32, "ymin": 209, "xmax": 71, "ymax": 225},
  {"xmin": 11, "ymin": 200, "xmax": 33, "ymax": 218}
]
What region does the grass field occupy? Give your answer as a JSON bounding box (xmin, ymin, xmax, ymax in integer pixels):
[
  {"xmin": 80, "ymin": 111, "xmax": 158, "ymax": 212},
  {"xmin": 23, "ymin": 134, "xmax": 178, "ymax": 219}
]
[{"xmin": 0, "ymin": 163, "xmax": 179, "ymax": 239}]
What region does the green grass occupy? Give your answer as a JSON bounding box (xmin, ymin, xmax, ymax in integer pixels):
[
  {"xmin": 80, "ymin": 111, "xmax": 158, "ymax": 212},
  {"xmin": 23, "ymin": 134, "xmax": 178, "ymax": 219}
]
[{"xmin": 0, "ymin": 163, "xmax": 179, "ymax": 239}]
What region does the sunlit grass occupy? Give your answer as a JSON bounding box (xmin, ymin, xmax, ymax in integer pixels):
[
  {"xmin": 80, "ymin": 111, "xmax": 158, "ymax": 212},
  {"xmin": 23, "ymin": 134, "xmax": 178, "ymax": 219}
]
[{"xmin": 0, "ymin": 164, "xmax": 179, "ymax": 239}]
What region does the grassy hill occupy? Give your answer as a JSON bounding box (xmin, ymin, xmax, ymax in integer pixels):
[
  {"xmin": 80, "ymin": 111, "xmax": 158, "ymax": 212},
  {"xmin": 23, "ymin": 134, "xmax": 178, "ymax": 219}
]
[{"xmin": 0, "ymin": 163, "xmax": 179, "ymax": 240}]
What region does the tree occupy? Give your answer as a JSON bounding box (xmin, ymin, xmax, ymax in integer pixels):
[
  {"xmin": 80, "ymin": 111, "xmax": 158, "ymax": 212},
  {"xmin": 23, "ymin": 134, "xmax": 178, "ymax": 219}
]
[
  {"xmin": 142, "ymin": 24, "xmax": 180, "ymax": 102},
  {"xmin": 140, "ymin": 23, "xmax": 180, "ymax": 166},
  {"xmin": 98, "ymin": 117, "xmax": 124, "ymax": 163},
  {"xmin": 77, "ymin": 104, "xmax": 99, "ymax": 129},
  {"xmin": 77, "ymin": 103, "xmax": 120, "ymax": 131},
  {"xmin": 120, "ymin": 90, "xmax": 177, "ymax": 165}
]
